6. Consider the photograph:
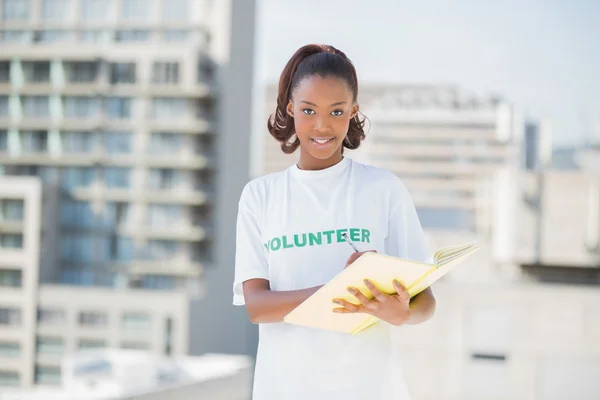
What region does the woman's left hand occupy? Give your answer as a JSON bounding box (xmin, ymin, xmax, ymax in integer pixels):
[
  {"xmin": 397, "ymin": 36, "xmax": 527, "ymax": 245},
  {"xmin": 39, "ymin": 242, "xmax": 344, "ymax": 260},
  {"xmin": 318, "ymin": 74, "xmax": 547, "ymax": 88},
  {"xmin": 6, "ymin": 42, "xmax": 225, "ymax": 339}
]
[{"xmin": 332, "ymin": 279, "xmax": 411, "ymax": 326}]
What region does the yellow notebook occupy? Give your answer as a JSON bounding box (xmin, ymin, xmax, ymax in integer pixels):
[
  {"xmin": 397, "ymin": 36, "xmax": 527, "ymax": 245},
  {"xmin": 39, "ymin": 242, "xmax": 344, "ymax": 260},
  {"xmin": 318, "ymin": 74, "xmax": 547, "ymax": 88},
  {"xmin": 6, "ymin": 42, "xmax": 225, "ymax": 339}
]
[{"xmin": 284, "ymin": 241, "xmax": 479, "ymax": 334}]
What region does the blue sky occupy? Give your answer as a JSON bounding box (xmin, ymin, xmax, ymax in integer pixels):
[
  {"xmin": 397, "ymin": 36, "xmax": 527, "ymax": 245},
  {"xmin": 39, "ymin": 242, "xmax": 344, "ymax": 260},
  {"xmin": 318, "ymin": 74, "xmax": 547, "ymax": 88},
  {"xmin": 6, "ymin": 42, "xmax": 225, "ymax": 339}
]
[{"xmin": 257, "ymin": 0, "xmax": 600, "ymax": 147}]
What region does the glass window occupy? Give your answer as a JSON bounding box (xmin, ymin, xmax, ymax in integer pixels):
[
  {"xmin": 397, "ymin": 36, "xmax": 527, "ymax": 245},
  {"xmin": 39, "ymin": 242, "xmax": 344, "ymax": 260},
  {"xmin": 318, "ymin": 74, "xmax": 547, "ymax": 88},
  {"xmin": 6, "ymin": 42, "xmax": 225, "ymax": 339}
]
[
  {"xmin": 62, "ymin": 167, "xmax": 95, "ymax": 189},
  {"xmin": 34, "ymin": 365, "xmax": 61, "ymax": 385},
  {"xmin": 0, "ymin": 342, "xmax": 20, "ymax": 357},
  {"xmin": 152, "ymin": 62, "xmax": 179, "ymax": 85},
  {"xmin": 0, "ymin": 130, "xmax": 7, "ymax": 151},
  {"xmin": 103, "ymin": 132, "xmax": 131, "ymax": 154},
  {"xmin": 0, "ymin": 308, "xmax": 21, "ymax": 326},
  {"xmin": 121, "ymin": 341, "xmax": 149, "ymax": 350},
  {"xmin": 60, "ymin": 200, "xmax": 96, "ymax": 228},
  {"xmin": 36, "ymin": 337, "xmax": 64, "ymax": 355},
  {"xmin": 105, "ymin": 236, "xmax": 134, "ymax": 262},
  {"xmin": 22, "ymin": 62, "xmax": 50, "ymax": 83},
  {"xmin": 64, "ymin": 62, "xmax": 97, "ymax": 83},
  {"xmin": 60, "ymin": 234, "xmax": 95, "ymax": 262},
  {"xmin": 78, "ymin": 339, "xmax": 105, "ymax": 350},
  {"xmin": 20, "ymin": 130, "xmax": 47, "ymax": 152},
  {"xmin": 35, "ymin": 30, "xmax": 73, "ymax": 42},
  {"xmin": 121, "ymin": 0, "xmax": 148, "ymax": 21},
  {"xmin": 78, "ymin": 311, "xmax": 107, "ymax": 327},
  {"xmin": 162, "ymin": 0, "xmax": 188, "ymax": 21},
  {"xmin": 122, "ymin": 312, "xmax": 151, "ymax": 331},
  {"xmin": 37, "ymin": 309, "xmax": 65, "ymax": 325},
  {"xmin": 115, "ymin": 30, "xmax": 150, "ymax": 42},
  {"xmin": 2, "ymin": 0, "xmax": 30, "ymax": 21},
  {"xmin": 63, "ymin": 96, "xmax": 99, "ymax": 118},
  {"xmin": 104, "ymin": 167, "xmax": 130, "ymax": 189},
  {"xmin": 0, "ymin": 62, "xmax": 10, "ymax": 82},
  {"xmin": 103, "ymin": 202, "xmax": 130, "ymax": 228},
  {"xmin": 0, "ymin": 96, "xmax": 8, "ymax": 117},
  {"xmin": 81, "ymin": 0, "xmax": 107, "ymax": 21},
  {"xmin": 0, "ymin": 370, "xmax": 20, "ymax": 387},
  {"xmin": 148, "ymin": 133, "xmax": 182, "ymax": 154},
  {"xmin": 41, "ymin": 0, "xmax": 69, "ymax": 21},
  {"xmin": 105, "ymin": 97, "xmax": 132, "ymax": 119},
  {"xmin": 22, "ymin": 96, "xmax": 49, "ymax": 118},
  {"xmin": 0, "ymin": 270, "xmax": 22, "ymax": 288},
  {"xmin": 1, "ymin": 199, "xmax": 24, "ymax": 221},
  {"xmin": 109, "ymin": 63, "xmax": 135, "ymax": 84},
  {"xmin": 147, "ymin": 169, "xmax": 181, "ymax": 190},
  {"xmin": 147, "ymin": 204, "xmax": 182, "ymax": 228},
  {"xmin": 138, "ymin": 275, "xmax": 176, "ymax": 290},
  {"xmin": 150, "ymin": 98, "xmax": 187, "ymax": 120},
  {"xmin": 142, "ymin": 240, "xmax": 178, "ymax": 261},
  {"xmin": 62, "ymin": 131, "xmax": 95, "ymax": 153},
  {"xmin": 0, "ymin": 234, "xmax": 23, "ymax": 249},
  {"xmin": 163, "ymin": 30, "xmax": 189, "ymax": 42},
  {"xmin": 0, "ymin": 30, "xmax": 31, "ymax": 43}
]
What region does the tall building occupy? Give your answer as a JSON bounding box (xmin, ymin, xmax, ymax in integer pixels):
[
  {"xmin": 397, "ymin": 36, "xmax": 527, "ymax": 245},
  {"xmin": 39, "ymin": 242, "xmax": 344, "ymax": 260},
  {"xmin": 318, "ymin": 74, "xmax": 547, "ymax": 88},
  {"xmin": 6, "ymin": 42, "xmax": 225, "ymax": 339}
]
[{"xmin": 0, "ymin": 0, "xmax": 258, "ymax": 389}]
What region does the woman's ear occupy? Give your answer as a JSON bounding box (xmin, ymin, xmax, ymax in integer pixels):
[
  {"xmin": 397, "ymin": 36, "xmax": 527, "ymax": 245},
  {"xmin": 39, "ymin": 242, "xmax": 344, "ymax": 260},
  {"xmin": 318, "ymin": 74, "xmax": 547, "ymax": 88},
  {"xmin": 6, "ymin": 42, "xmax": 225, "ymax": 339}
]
[
  {"xmin": 351, "ymin": 103, "xmax": 359, "ymax": 119},
  {"xmin": 286, "ymin": 101, "xmax": 294, "ymax": 118}
]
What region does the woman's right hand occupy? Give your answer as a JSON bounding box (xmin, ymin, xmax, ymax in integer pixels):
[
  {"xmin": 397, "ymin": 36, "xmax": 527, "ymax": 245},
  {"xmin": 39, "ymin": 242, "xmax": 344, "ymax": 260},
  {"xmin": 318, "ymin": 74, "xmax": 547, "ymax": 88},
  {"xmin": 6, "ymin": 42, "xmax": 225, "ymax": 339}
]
[{"xmin": 344, "ymin": 250, "xmax": 377, "ymax": 268}]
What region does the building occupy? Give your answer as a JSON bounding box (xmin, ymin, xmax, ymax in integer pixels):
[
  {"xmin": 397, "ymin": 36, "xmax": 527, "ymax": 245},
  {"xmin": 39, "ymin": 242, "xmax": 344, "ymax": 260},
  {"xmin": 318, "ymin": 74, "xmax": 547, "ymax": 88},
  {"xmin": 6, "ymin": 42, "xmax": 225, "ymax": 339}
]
[{"xmin": 0, "ymin": 0, "xmax": 258, "ymax": 390}]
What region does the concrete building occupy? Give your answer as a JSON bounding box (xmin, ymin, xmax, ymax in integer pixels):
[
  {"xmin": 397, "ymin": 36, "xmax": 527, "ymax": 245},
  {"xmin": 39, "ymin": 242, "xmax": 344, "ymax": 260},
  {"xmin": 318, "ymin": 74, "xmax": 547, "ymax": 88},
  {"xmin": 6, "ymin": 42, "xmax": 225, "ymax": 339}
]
[{"xmin": 0, "ymin": 0, "xmax": 258, "ymax": 390}]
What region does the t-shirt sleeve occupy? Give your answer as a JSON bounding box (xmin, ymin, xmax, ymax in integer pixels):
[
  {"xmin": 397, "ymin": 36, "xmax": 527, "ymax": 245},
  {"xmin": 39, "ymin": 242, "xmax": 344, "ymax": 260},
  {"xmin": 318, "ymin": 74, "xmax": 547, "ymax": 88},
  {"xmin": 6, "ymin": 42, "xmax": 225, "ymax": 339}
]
[
  {"xmin": 384, "ymin": 181, "xmax": 433, "ymax": 264},
  {"xmin": 232, "ymin": 183, "xmax": 269, "ymax": 306}
]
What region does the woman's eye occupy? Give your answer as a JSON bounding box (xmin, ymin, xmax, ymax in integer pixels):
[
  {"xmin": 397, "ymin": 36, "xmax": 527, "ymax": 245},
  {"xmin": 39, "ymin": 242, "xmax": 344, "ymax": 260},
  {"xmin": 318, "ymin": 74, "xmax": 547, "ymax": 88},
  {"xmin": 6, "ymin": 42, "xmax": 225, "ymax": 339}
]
[
  {"xmin": 302, "ymin": 109, "xmax": 315, "ymax": 115},
  {"xmin": 331, "ymin": 110, "xmax": 343, "ymax": 116}
]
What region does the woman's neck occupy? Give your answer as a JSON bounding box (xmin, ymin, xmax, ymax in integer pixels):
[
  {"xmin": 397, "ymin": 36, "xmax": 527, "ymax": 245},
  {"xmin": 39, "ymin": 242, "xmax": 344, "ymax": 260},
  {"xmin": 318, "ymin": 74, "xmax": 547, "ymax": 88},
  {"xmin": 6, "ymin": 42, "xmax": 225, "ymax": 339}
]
[{"xmin": 297, "ymin": 151, "xmax": 343, "ymax": 171}]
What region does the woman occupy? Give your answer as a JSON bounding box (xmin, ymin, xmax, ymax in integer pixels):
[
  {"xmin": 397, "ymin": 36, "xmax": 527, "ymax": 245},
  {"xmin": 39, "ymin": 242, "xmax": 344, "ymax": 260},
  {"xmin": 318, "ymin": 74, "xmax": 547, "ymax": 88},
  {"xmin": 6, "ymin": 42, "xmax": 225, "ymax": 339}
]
[{"xmin": 233, "ymin": 44, "xmax": 436, "ymax": 399}]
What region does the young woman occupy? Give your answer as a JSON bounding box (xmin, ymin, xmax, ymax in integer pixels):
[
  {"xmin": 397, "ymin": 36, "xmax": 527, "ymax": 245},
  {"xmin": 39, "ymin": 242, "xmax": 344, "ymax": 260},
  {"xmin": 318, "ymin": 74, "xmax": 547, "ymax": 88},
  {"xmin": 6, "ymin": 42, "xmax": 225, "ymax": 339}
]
[{"xmin": 233, "ymin": 44, "xmax": 436, "ymax": 399}]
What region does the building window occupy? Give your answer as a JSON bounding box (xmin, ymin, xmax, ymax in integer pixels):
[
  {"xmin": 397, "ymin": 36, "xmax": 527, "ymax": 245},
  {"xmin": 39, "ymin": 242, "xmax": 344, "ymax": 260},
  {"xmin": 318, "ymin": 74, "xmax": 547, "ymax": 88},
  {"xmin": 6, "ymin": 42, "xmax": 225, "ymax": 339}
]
[
  {"xmin": 197, "ymin": 59, "xmax": 215, "ymax": 83},
  {"xmin": 2, "ymin": 0, "xmax": 29, "ymax": 21},
  {"xmin": 62, "ymin": 167, "xmax": 96, "ymax": 189},
  {"xmin": 22, "ymin": 96, "xmax": 49, "ymax": 118},
  {"xmin": 105, "ymin": 97, "xmax": 132, "ymax": 119},
  {"xmin": 103, "ymin": 202, "xmax": 130, "ymax": 228},
  {"xmin": 1, "ymin": 199, "xmax": 24, "ymax": 222},
  {"xmin": 0, "ymin": 130, "xmax": 8, "ymax": 151},
  {"xmin": 122, "ymin": 312, "xmax": 151, "ymax": 331},
  {"xmin": 60, "ymin": 200, "xmax": 96, "ymax": 228},
  {"xmin": 115, "ymin": 30, "xmax": 150, "ymax": 42},
  {"xmin": 41, "ymin": 0, "xmax": 69, "ymax": 21},
  {"xmin": 121, "ymin": 341, "xmax": 149, "ymax": 350},
  {"xmin": 81, "ymin": 0, "xmax": 106, "ymax": 21},
  {"xmin": 104, "ymin": 167, "xmax": 130, "ymax": 189},
  {"xmin": 148, "ymin": 133, "xmax": 182, "ymax": 154},
  {"xmin": 105, "ymin": 236, "xmax": 134, "ymax": 262},
  {"xmin": 161, "ymin": 0, "xmax": 188, "ymax": 21},
  {"xmin": 34, "ymin": 365, "xmax": 61, "ymax": 385},
  {"xmin": 147, "ymin": 169, "xmax": 181, "ymax": 190},
  {"xmin": 0, "ymin": 341, "xmax": 20, "ymax": 357},
  {"xmin": 142, "ymin": 240, "xmax": 178, "ymax": 261},
  {"xmin": 150, "ymin": 98, "xmax": 187, "ymax": 120},
  {"xmin": 36, "ymin": 337, "xmax": 64, "ymax": 355},
  {"xmin": 137, "ymin": 275, "xmax": 176, "ymax": 290},
  {"xmin": 78, "ymin": 311, "xmax": 107, "ymax": 327},
  {"xmin": 0, "ymin": 62, "xmax": 9, "ymax": 82},
  {"xmin": 0, "ymin": 308, "xmax": 21, "ymax": 326},
  {"xmin": 0, "ymin": 96, "xmax": 8, "ymax": 117},
  {"xmin": 37, "ymin": 309, "xmax": 65, "ymax": 325},
  {"xmin": 109, "ymin": 63, "xmax": 135, "ymax": 84},
  {"xmin": 163, "ymin": 30, "xmax": 189, "ymax": 42},
  {"xmin": 152, "ymin": 62, "xmax": 179, "ymax": 85},
  {"xmin": 20, "ymin": 130, "xmax": 47, "ymax": 152},
  {"xmin": 121, "ymin": 0, "xmax": 148, "ymax": 21},
  {"xmin": 63, "ymin": 96, "xmax": 99, "ymax": 118},
  {"xmin": 78, "ymin": 339, "xmax": 105, "ymax": 350},
  {"xmin": 0, "ymin": 30, "xmax": 31, "ymax": 43},
  {"xmin": 35, "ymin": 30, "xmax": 72, "ymax": 42},
  {"xmin": 0, "ymin": 234, "xmax": 23, "ymax": 249},
  {"xmin": 0, "ymin": 269, "xmax": 22, "ymax": 288},
  {"xmin": 61, "ymin": 131, "xmax": 96, "ymax": 153},
  {"xmin": 22, "ymin": 61, "xmax": 50, "ymax": 83},
  {"xmin": 147, "ymin": 204, "xmax": 182, "ymax": 228},
  {"xmin": 0, "ymin": 370, "xmax": 20, "ymax": 387},
  {"xmin": 64, "ymin": 62, "xmax": 97, "ymax": 83},
  {"xmin": 103, "ymin": 131, "xmax": 131, "ymax": 154},
  {"xmin": 60, "ymin": 234, "xmax": 98, "ymax": 262}
]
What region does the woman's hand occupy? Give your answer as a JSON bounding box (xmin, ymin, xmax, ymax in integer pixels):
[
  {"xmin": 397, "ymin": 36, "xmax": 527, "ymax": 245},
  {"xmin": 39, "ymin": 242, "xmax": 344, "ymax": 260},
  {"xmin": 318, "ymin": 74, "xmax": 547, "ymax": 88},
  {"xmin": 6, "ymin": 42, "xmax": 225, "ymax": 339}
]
[{"xmin": 332, "ymin": 279, "xmax": 412, "ymax": 327}]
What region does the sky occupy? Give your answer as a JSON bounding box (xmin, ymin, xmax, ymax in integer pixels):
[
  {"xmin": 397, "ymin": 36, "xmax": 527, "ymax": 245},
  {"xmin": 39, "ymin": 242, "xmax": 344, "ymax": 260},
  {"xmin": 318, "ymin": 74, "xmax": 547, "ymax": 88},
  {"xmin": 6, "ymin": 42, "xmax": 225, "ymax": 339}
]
[{"xmin": 256, "ymin": 0, "xmax": 600, "ymax": 147}]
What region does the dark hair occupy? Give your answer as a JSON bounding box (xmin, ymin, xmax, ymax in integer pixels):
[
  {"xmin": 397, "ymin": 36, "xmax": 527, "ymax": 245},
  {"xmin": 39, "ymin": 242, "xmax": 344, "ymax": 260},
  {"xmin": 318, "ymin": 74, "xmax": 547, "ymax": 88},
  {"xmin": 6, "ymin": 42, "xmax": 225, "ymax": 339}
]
[{"xmin": 267, "ymin": 44, "xmax": 366, "ymax": 154}]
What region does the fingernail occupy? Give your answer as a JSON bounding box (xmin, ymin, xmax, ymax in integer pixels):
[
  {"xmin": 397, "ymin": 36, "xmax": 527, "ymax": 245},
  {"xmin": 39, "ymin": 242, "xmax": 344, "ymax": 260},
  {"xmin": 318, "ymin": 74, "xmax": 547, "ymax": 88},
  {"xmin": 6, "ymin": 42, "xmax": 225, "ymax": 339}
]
[
  {"xmin": 363, "ymin": 279, "xmax": 371, "ymax": 286},
  {"xmin": 332, "ymin": 299, "xmax": 341, "ymax": 305},
  {"xmin": 394, "ymin": 280, "xmax": 400, "ymax": 286},
  {"xmin": 347, "ymin": 287, "xmax": 356, "ymax": 294}
]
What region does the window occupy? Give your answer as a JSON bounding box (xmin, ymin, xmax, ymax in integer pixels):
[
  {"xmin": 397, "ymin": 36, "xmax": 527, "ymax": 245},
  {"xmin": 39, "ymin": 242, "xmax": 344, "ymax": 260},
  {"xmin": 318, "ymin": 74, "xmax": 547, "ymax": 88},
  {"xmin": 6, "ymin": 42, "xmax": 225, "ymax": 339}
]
[
  {"xmin": 22, "ymin": 61, "xmax": 50, "ymax": 83},
  {"xmin": 115, "ymin": 30, "xmax": 150, "ymax": 42},
  {"xmin": 122, "ymin": 312, "xmax": 151, "ymax": 331},
  {"xmin": 105, "ymin": 97, "xmax": 132, "ymax": 119},
  {"xmin": 109, "ymin": 63, "xmax": 135, "ymax": 84},
  {"xmin": 34, "ymin": 365, "xmax": 61, "ymax": 385},
  {"xmin": 104, "ymin": 167, "xmax": 130, "ymax": 189},
  {"xmin": 0, "ymin": 62, "xmax": 9, "ymax": 82},
  {"xmin": 142, "ymin": 240, "xmax": 178, "ymax": 261},
  {"xmin": 121, "ymin": 341, "xmax": 149, "ymax": 350},
  {"xmin": 0, "ymin": 308, "xmax": 21, "ymax": 326},
  {"xmin": 0, "ymin": 130, "xmax": 8, "ymax": 151},
  {"xmin": 63, "ymin": 96, "xmax": 99, "ymax": 118},
  {"xmin": 62, "ymin": 167, "xmax": 95, "ymax": 189},
  {"xmin": 162, "ymin": 0, "xmax": 188, "ymax": 21},
  {"xmin": 1, "ymin": 199, "xmax": 24, "ymax": 222},
  {"xmin": 163, "ymin": 30, "xmax": 189, "ymax": 42},
  {"xmin": 147, "ymin": 169, "xmax": 181, "ymax": 190},
  {"xmin": 152, "ymin": 62, "xmax": 179, "ymax": 85},
  {"xmin": 2, "ymin": 0, "xmax": 29, "ymax": 21},
  {"xmin": 0, "ymin": 96, "xmax": 8, "ymax": 118},
  {"xmin": 62, "ymin": 131, "xmax": 95, "ymax": 153},
  {"xmin": 60, "ymin": 200, "xmax": 96, "ymax": 228},
  {"xmin": 41, "ymin": 0, "xmax": 69, "ymax": 21},
  {"xmin": 150, "ymin": 98, "xmax": 187, "ymax": 120},
  {"xmin": 20, "ymin": 130, "xmax": 47, "ymax": 153},
  {"xmin": 78, "ymin": 339, "xmax": 105, "ymax": 350},
  {"xmin": 22, "ymin": 96, "xmax": 49, "ymax": 118},
  {"xmin": 103, "ymin": 202, "xmax": 130, "ymax": 228},
  {"xmin": 36, "ymin": 337, "xmax": 64, "ymax": 355},
  {"xmin": 105, "ymin": 236, "xmax": 134, "ymax": 262},
  {"xmin": 0, "ymin": 270, "xmax": 22, "ymax": 288},
  {"xmin": 148, "ymin": 133, "xmax": 182, "ymax": 154},
  {"xmin": 0, "ymin": 234, "xmax": 23, "ymax": 249},
  {"xmin": 121, "ymin": 0, "xmax": 148, "ymax": 20},
  {"xmin": 0, "ymin": 370, "xmax": 20, "ymax": 387},
  {"xmin": 64, "ymin": 62, "xmax": 97, "ymax": 83},
  {"xmin": 60, "ymin": 234, "xmax": 96, "ymax": 262},
  {"xmin": 197, "ymin": 59, "xmax": 215, "ymax": 83},
  {"xmin": 0, "ymin": 341, "xmax": 20, "ymax": 357},
  {"xmin": 81, "ymin": 0, "xmax": 106, "ymax": 21},
  {"xmin": 78, "ymin": 311, "xmax": 107, "ymax": 327},
  {"xmin": 103, "ymin": 132, "xmax": 131, "ymax": 154},
  {"xmin": 138, "ymin": 275, "xmax": 176, "ymax": 290},
  {"xmin": 36, "ymin": 30, "xmax": 72, "ymax": 42},
  {"xmin": 147, "ymin": 204, "xmax": 182, "ymax": 228},
  {"xmin": 37, "ymin": 309, "xmax": 65, "ymax": 325},
  {"xmin": 0, "ymin": 30, "xmax": 31, "ymax": 43}
]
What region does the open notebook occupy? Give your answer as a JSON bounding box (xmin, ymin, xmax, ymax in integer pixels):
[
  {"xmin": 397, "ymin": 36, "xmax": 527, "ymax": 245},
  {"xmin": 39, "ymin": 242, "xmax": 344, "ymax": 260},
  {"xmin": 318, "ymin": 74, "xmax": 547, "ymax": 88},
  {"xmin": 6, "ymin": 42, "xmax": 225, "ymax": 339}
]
[{"xmin": 284, "ymin": 241, "xmax": 480, "ymax": 334}]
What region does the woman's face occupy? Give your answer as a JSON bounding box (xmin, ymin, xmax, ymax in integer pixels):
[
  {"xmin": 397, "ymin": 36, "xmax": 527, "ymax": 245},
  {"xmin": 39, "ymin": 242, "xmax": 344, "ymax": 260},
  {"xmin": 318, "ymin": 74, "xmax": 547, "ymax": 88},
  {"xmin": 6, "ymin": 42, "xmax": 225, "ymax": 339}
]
[{"xmin": 287, "ymin": 75, "xmax": 358, "ymax": 170}]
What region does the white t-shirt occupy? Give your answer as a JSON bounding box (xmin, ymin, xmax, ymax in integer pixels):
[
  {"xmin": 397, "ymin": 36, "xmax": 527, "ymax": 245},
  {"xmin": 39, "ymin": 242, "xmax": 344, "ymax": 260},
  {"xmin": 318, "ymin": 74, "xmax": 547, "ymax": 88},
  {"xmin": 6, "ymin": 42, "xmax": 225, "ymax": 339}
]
[{"xmin": 233, "ymin": 156, "xmax": 431, "ymax": 400}]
